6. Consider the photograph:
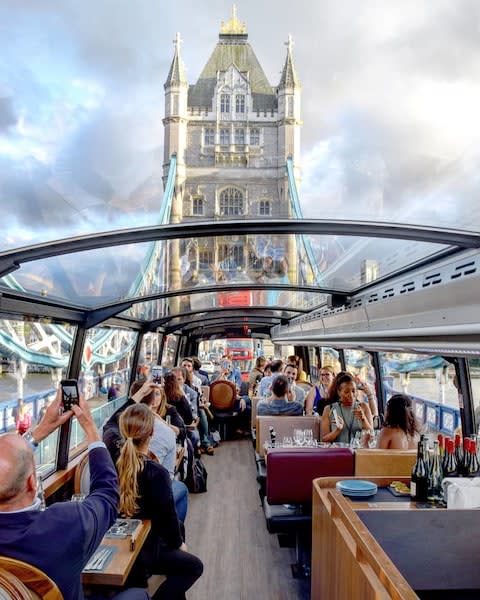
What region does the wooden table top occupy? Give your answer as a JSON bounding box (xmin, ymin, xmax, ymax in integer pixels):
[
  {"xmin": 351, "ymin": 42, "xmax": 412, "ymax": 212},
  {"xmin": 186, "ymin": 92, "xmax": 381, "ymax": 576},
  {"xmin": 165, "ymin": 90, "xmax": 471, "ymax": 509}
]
[{"xmin": 82, "ymin": 519, "xmax": 151, "ymax": 587}]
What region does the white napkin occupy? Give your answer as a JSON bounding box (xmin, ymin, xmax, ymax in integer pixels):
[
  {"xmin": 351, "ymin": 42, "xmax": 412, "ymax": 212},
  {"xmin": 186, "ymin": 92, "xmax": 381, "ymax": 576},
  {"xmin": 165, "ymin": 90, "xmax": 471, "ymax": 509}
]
[{"xmin": 443, "ymin": 477, "xmax": 480, "ymax": 508}]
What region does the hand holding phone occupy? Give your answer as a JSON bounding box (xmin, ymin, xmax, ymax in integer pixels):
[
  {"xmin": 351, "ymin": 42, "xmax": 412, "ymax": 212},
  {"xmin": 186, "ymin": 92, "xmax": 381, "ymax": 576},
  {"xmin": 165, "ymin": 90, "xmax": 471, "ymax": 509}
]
[{"xmin": 60, "ymin": 379, "xmax": 80, "ymax": 411}]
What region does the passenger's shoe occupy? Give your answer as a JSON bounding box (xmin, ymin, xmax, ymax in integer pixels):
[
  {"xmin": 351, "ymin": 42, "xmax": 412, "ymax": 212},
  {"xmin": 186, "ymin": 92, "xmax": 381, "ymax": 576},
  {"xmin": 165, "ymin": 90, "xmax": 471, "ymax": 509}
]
[{"xmin": 201, "ymin": 445, "xmax": 215, "ymax": 455}]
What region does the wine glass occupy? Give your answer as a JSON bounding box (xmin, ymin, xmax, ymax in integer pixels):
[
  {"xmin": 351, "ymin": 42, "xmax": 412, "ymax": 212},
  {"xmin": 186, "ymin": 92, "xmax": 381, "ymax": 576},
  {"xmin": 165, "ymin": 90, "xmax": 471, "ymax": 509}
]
[
  {"xmin": 304, "ymin": 429, "xmax": 313, "ymax": 446},
  {"xmin": 293, "ymin": 429, "xmax": 304, "ymax": 446}
]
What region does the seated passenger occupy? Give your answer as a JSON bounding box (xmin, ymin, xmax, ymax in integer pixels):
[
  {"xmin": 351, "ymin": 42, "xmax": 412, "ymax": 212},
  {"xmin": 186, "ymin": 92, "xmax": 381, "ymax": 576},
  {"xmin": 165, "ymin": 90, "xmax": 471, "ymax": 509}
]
[
  {"xmin": 258, "ymin": 359, "xmax": 284, "ymax": 398},
  {"xmin": 286, "ymin": 355, "xmax": 308, "ymax": 383},
  {"xmin": 377, "ymin": 394, "xmax": 420, "ymax": 450},
  {"xmin": 133, "ymin": 382, "xmax": 189, "ymax": 524},
  {"xmin": 305, "ymin": 366, "xmax": 336, "ymax": 416},
  {"xmin": 164, "ymin": 371, "xmax": 200, "ymax": 453},
  {"xmin": 248, "ymin": 356, "xmax": 267, "ymax": 398},
  {"xmin": 321, "ymin": 372, "xmax": 374, "ymax": 444},
  {"xmin": 212, "ymin": 357, "xmax": 250, "ymax": 434},
  {"xmin": 257, "ymin": 375, "xmax": 303, "ymax": 416},
  {"xmin": 181, "ymin": 358, "xmax": 214, "ymax": 455},
  {"xmin": 283, "ymin": 364, "xmax": 306, "ymax": 407},
  {"xmin": 0, "ymin": 389, "xmax": 148, "ymax": 600},
  {"xmin": 192, "ymin": 356, "xmax": 210, "ymax": 386},
  {"xmin": 352, "ymin": 373, "xmax": 379, "ymax": 417},
  {"xmin": 117, "ymin": 404, "xmax": 203, "ymax": 598}
]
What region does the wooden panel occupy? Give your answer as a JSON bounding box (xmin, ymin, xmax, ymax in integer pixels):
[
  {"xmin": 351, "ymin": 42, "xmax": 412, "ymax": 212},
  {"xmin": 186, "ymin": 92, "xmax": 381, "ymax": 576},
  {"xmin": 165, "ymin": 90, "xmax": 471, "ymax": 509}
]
[
  {"xmin": 250, "ymin": 396, "xmax": 261, "ymax": 429},
  {"xmin": 312, "ymin": 477, "xmax": 419, "ymax": 600},
  {"xmin": 354, "ymin": 449, "xmax": 416, "ymax": 477},
  {"xmin": 255, "ymin": 415, "xmax": 320, "ymax": 456}
]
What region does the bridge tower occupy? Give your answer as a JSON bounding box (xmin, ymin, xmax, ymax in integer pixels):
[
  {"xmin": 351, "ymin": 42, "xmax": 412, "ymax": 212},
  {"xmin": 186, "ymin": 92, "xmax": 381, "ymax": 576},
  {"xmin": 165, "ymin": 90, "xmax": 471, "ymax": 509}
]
[{"xmin": 162, "ymin": 7, "xmax": 302, "ymax": 306}]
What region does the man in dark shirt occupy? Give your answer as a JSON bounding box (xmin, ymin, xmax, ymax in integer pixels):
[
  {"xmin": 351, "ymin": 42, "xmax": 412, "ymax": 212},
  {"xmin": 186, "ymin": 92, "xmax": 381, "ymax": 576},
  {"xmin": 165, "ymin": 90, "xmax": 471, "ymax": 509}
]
[
  {"xmin": 257, "ymin": 375, "xmax": 304, "ymax": 416},
  {"xmin": 0, "ymin": 388, "xmax": 148, "ymax": 600}
]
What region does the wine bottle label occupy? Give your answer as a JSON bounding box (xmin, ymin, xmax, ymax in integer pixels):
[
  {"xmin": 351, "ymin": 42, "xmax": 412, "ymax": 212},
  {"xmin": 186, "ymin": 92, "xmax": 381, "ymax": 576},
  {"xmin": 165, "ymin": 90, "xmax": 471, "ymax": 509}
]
[{"xmin": 410, "ymin": 481, "xmax": 416, "ymax": 497}]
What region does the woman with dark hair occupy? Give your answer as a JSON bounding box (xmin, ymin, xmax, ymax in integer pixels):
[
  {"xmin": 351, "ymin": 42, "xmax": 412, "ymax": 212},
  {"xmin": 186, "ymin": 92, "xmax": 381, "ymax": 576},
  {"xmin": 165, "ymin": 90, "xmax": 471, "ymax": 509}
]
[
  {"xmin": 377, "ymin": 394, "xmax": 420, "ymax": 449},
  {"xmin": 164, "ymin": 370, "xmax": 200, "ymax": 453},
  {"xmin": 117, "ymin": 404, "xmax": 203, "ymax": 598},
  {"xmin": 321, "ymin": 372, "xmax": 374, "ymax": 444}
]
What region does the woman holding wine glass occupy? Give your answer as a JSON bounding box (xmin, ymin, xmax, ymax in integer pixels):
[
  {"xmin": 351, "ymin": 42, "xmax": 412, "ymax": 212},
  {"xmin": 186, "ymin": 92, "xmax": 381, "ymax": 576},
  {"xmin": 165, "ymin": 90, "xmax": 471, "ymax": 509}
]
[{"xmin": 320, "ymin": 372, "xmax": 374, "ymax": 444}]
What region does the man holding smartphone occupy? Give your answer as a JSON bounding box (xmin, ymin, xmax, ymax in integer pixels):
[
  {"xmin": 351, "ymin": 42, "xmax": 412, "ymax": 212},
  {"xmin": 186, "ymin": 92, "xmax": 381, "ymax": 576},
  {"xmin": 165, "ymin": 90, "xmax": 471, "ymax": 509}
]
[{"xmin": 0, "ymin": 387, "xmax": 148, "ymax": 600}]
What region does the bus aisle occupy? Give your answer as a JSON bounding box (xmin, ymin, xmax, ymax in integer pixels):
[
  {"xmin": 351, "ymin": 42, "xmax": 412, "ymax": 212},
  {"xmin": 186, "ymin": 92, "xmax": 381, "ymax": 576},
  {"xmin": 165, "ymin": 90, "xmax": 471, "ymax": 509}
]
[{"xmin": 186, "ymin": 439, "xmax": 310, "ymax": 600}]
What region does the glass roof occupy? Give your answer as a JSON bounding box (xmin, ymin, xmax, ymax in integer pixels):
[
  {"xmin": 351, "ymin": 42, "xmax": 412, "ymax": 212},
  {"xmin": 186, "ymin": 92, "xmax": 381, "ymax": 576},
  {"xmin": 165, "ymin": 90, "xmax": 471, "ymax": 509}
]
[
  {"xmin": 0, "ymin": 232, "xmax": 455, "ymax": 314},
  {"xmin": 1, "ymin": 4, "xmax": 480, "ymax": 335}
]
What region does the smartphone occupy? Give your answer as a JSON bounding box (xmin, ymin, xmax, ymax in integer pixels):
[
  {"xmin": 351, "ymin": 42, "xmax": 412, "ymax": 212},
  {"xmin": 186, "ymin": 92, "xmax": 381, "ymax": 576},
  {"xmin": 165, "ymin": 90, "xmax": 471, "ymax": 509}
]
[
  {"xmin": 151, "ymin": 365, "xmax": 163, "ymax": 383},
  {"xmin": 221, "ymin": 360, "xmax": 230, "ymax": 371},
  {"xmin": 332, "ymin": 408, "xmax": 340, "ymax": 428},
  {"xmin": 60, "ymin": 379, "xmax": 80, "ymax": 411}
]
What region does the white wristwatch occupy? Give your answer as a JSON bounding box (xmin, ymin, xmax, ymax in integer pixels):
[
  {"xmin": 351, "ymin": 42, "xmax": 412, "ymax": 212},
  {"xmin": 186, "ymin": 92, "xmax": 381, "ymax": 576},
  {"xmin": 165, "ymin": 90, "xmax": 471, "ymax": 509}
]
[{"xmin": 23, "ymin": 430, "xmax": 39, "ymax": 448}]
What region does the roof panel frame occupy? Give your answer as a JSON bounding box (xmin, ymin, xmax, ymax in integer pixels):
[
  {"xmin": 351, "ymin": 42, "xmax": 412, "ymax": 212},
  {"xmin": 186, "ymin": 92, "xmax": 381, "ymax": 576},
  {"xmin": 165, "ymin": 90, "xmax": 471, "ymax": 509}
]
[{"xmin": 1, "ymin": 219, "xmax": 480, "ymax": 279}]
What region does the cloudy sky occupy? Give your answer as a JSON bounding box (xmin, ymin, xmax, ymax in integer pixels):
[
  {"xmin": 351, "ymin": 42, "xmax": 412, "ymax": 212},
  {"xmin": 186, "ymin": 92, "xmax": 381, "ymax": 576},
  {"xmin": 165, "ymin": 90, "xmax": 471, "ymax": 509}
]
[{"xmin": 1, "ymin": 0, "xmax": 480, "ymax": 248}]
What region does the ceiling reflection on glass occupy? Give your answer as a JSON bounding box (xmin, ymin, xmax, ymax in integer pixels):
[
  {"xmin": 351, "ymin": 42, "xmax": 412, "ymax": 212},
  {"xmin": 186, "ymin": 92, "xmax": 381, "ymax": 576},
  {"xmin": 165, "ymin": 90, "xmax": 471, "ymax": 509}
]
[
  {"xmin": 0, "ymin": 232, "xmax": 452, "ymax": 311},
  {"xmin": 120, "ymin": 290, "xmax": 326, "ymax": 321},
  {"xmin": 0, "ymin": 241, "xmax": 165, "ymax": 308}
]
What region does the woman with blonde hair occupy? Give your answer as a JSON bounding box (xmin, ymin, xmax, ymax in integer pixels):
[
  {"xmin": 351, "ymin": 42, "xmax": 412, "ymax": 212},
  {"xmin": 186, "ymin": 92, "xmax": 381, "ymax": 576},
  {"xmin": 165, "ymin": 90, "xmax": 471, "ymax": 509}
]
[
  {"xmin": 304, "ymin": 365, "xmax": 336, "ymax": 416},
  {"xmin": 117, "ymin": 404, "xmax": 203, "ymax": 599}
]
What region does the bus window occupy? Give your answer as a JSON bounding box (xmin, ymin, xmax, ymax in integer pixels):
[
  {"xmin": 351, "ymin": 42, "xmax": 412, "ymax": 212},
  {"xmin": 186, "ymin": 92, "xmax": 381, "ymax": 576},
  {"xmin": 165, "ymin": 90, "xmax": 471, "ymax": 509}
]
[
  {"xmin": 70, "ymin": 327, "xmax": 138, "ymax": 455},
  {"xmin": 137, "ymin": 332, "xmax": 163, "ymax": 379},
  {"xmin": 318, "ymin": 347, "xmax": 341, "ymax": 382},
  {"xmin": 0, "ymin": 318, "xmax": 74, "ymax": 477},
  {"xmin": 379, "ymin": 353, "xmax": 460, "ymax": 437},
  {"xmin": 161, "ymin": 334, "xmax": 179, "ymax": 369},
  {"xmin": 344, "ymin": 350, "xmax": 376, "ymax": 389}
]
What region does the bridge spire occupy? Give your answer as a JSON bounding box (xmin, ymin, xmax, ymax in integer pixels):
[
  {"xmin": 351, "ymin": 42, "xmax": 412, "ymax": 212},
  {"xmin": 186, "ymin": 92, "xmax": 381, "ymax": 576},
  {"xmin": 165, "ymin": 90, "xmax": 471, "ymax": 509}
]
[{"xmin": 279, "ymin": 33, "xmax": 300, "ymax": 88}]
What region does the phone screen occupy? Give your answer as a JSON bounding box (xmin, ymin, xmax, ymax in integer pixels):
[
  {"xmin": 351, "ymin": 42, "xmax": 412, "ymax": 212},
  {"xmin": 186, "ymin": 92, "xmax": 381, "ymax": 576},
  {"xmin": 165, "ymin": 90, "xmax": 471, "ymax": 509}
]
[
  {"xmin": 151, "ymin": 365, "xmax": 163, "ymax": 383},
  {"xmin": 61, "ymin": 379, "xmax": 79, "ymax": 410}
]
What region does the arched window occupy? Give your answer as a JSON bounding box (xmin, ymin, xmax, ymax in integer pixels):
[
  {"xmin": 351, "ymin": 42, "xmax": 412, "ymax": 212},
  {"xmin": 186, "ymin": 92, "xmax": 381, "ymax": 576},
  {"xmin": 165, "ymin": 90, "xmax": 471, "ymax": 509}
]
[{"xmin": 219, "ymin": 188, "xmax": 244, "ymax": 216}]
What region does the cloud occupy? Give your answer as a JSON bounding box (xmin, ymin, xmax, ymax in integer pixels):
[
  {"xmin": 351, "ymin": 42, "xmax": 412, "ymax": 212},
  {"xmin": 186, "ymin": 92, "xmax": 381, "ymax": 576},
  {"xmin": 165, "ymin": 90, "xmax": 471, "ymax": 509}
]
[{"xmin": 1, "ymin": 0, "xmax": 479, "ymax": 248}]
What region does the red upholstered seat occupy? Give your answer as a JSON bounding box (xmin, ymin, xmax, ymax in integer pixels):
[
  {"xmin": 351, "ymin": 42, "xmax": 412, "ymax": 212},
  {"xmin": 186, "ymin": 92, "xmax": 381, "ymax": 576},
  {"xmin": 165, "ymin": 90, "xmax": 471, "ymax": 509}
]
[{"xmin": 266, "ymin": 447, "xmax": 355, "ymax": 505}]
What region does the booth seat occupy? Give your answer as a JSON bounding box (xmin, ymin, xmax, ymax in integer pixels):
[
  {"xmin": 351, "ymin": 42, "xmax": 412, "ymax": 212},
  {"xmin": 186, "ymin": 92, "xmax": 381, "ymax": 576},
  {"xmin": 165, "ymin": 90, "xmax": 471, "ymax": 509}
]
[
  {"xmin": 262, "ymin": 446, "xmax": 416, "ymax": 578},
  {"xmin": 354, "ymin": 448, "xmax": 416, "ymax": 477},
  {"xmin": 266, "ymin": 447, "xmax": 355, "ymax": 505}
]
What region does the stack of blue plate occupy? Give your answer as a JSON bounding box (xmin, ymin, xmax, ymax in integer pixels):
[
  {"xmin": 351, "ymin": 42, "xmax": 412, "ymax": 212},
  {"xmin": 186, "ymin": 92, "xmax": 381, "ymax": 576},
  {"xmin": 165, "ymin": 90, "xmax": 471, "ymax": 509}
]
[{"xmin": 335, "ymin": 480, "xmax": 378, "ymax": 498}]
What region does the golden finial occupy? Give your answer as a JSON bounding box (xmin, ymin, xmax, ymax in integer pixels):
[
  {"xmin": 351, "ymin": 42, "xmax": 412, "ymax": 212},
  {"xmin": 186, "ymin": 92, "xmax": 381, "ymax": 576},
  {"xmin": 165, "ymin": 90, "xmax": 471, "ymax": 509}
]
[{"xmin": 220, "ymin": 5, "xmax": 247, "ymax": 34}]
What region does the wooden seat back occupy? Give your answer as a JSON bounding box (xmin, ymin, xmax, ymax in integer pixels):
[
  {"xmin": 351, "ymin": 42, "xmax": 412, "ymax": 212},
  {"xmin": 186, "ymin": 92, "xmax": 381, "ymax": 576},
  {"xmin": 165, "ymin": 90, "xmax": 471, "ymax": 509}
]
[
  {"xmin": 0, "ymin": 557, "xmax": 63, "ymax": 599},
  {"xmin": 250, "ymin": 396, "xmax": 261, "ymax": 429},
  {"xmin": 209, "ymin": 380, "xmax": 236, "ymax": 412},
  {"xmin": 256, "ymin": 415, "xmax": 320, "ymax": 456},
  {"xmin": 354, "ymin": 449, "xmax": 417, "ymax": 477}
]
